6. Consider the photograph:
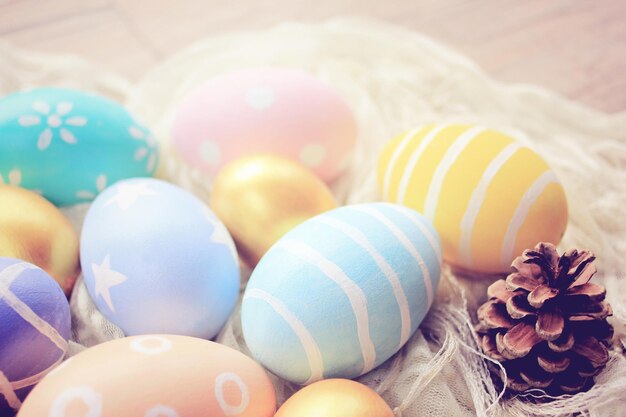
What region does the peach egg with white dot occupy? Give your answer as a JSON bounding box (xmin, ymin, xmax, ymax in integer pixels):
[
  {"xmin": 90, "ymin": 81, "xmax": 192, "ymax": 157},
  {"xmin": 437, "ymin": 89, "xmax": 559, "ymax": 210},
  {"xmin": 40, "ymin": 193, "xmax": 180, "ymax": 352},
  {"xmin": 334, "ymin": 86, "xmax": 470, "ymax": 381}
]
[
  {"xmin": 171, "ymin": 68, "xmax": 357, "ymax": 182},
  {"xmin": 17, "ymin": 335, "xmax": 277, "ymax": 417}
]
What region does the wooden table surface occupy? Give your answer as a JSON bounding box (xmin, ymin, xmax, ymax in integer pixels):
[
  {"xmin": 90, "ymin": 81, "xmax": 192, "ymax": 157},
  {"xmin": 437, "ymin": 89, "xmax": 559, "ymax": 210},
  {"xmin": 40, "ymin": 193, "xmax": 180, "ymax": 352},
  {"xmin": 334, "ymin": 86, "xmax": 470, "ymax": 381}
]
[{"xmin": 1, "ymin": 0, "xmax": 625, "ymax": 113}]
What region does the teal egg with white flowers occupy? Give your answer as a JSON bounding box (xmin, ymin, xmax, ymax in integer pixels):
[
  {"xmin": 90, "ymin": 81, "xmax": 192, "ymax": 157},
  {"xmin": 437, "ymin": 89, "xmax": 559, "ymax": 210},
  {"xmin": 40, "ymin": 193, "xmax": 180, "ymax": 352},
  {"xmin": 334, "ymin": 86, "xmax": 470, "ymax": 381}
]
[
  {"xmin": 0, "ymin": 88, "xmax": 158, "ymax": 206},
  {"xmin": 241, "ymin": 202, "xmax": 442, "ymax": 384}
]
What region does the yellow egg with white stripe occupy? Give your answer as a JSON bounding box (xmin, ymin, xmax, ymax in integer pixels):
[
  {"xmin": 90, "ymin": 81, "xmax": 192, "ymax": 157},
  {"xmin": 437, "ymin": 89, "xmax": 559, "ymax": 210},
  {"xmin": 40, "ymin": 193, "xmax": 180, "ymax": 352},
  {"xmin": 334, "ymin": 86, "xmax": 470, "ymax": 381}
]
[{"xmin": 378, "ymin": 124, "xmax": 568, "ymax": 275}]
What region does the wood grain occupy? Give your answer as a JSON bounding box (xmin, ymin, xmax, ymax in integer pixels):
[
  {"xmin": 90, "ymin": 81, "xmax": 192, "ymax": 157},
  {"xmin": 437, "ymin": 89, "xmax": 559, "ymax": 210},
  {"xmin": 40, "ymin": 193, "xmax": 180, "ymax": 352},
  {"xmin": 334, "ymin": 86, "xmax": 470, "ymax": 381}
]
[{"xmin": 0, "ymin": 0, "xmax": 624, "ymax": 112}]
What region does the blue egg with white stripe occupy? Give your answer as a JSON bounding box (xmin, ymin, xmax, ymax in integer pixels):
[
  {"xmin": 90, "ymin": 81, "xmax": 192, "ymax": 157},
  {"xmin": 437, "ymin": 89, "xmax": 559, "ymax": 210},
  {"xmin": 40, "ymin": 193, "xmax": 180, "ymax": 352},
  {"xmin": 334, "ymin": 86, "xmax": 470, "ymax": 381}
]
[
  {"xmin": 80, "ymin": 178, "xmax": 240, "ymax": 339},
  {"xmin": 241, "ymin": 202, "xmax": 442, "ymax": 384},
  {"xmin": 0, "ymin": 257, "xmax": 70, "ymax": 413}
]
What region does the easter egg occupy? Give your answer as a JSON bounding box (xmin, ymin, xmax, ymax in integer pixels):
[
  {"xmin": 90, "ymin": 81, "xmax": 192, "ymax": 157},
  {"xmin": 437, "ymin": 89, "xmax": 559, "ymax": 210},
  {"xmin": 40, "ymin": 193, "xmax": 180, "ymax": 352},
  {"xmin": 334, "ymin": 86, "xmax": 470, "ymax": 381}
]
[
  {"xmin": 0, "ymin": 185, "xmax": 79, "ymax": 295},
  {"xmin": 378, "ymin": 124, "xmax": 568, "ymax": 275},
  {"xmin": 17, "ymin": 335, "xmax": 276, "ymax": 417},
  {"xmin": 0, "ymin": 257, "xmax": 70, "ymax": 414},
  {"xmin": 171, "ymin": 68, "xmax": 357, "ymax": 182},
  {"xmin": 211, "ymin": 154, "xmax": 337, "ymax": 267},
  {"xmin": 0, "ymin": 88, "xmax": 159, "ymax": 206},
  {"xmin": 242, "ymin": 202, "xmax": 442, "ymax": 384},
  {"xmin": 80, "ymin": 178, "xmax": 240, "ymax": 338},
  {"xmin": 276, "ymin": 379, "xmax": 393, "ymax": 417}
]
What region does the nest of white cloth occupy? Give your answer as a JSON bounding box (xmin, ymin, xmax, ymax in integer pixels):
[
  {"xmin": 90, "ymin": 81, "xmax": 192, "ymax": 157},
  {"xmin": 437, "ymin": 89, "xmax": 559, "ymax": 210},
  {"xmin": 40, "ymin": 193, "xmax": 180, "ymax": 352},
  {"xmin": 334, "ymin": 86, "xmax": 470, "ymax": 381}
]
[{"xmin": 2, "ymin": 18, "xmax": 625, "ymax": 417}]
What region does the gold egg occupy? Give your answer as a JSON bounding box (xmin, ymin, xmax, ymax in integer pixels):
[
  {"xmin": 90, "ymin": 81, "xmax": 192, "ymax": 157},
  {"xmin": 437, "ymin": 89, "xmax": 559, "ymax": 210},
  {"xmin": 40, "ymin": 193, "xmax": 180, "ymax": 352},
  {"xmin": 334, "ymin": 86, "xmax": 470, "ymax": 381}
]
[
  {"xmin": 211, "ymin": 154, "xmax": 337, "ymax": 267},
  {"xmin": 0, "ymin": 185, "xmax": 79, "ymax": 295},
  {"xmin": 275, "ymin": 379, "xmax": 394, "ymax": 417}
]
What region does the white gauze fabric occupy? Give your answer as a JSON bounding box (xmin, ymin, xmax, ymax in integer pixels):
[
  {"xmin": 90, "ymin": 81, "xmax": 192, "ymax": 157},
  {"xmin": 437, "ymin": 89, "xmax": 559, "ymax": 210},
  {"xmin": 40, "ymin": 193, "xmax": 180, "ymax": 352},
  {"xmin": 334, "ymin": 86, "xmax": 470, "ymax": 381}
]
[{"xmin": 1, "ymin": 18, "xmax": 625, "ymax": 417}]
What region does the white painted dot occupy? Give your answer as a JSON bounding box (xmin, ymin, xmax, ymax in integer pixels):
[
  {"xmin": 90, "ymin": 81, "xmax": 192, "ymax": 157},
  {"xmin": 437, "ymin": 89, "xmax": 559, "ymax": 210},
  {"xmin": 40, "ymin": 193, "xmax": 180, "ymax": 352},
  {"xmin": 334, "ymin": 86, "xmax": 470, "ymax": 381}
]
[
  {"xmin": 299, "ymin": 144, "xmax": 327, "ymax": 168},
  {"xmin": 8, "ymin": 169, "xmax": 22, "ymax": 186},
  {"xmin": 18, "ymin": 115, "xmax": 41, "ymax": 127},
  {"xmin": 33, "ymin": 100, "xmax": 50, "ymax": 115},
  {"xmin": 47, "ymin": 114, "xmax": 62, "ymax": 128},
  {"xmin": 214, "ymin": 372, "xmax": 250, "ymax": 416},
  {"xmin": 130, "ymin": 336, "xmax": 172, "ymax": 355},
  {"xmin": 147, "ymin": 154, "xmax": 157, "ymax": 173},
  {"xmin": 56, "ymin": 102, "xmax": 73, "ymax": 116},
  {"xmin": 144, "ymin": 405, "xmax": 180, "ymax": 417},
  {"xmin": 49, "ymin": 386, "xmax": 102, "ymax": 417},
  {"xmin": 135, "ymin": 147, "xmax": 148, "ymax": 161},
  {"xmin": 245, "ymin": 87, "xmax": 275, "ymax": 110},
  {"xmin": 129, "ymin": 126, "xmax": 144, "ymax": 139},
  {"xmin": 199, "ymin": 141, "xmax": 221, "ymax": 166}
]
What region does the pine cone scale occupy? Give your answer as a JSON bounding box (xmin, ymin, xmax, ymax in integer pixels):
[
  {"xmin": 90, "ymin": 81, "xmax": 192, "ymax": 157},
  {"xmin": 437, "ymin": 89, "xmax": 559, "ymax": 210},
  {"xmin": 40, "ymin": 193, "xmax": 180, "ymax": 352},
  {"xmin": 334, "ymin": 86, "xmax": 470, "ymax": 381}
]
[
  {"xmin": 520, "ymin": 363, "xmax": 554, "ymax": 388},
  {"xmin": 488, "ymin": 279, "xmax": 520, "ymax": 302},
  {"xmin": 506, "ymin": 272, "xmax": 541, "ymax": 292},
  {"xmin": 570, "ymin": 262, "xmax": 597, "ymax": 287},
  {"xmin": 506, "ymin": 294, "xmax": 535, "ymax": 319},
  {"xmin": 565, "ymin": 282, "xmax": 605, "ymax": 300},
  {"xmin": 569, "ymin": 301, "xmax": 612, "ymax": 321},
  {"xmin": 537, "ymin": 349, "xmax": 570, "ymax": 373},
  {"xmin": 557, "ymin": 372, "xmax": 587, "ymax": 393},
  {"xmin": 571, "ymin": 336, "xmax": 609, "ymax": 368},
  {"xmin": 528, "ymin": 284, "xmax": 559, "ymax": 308},
  {"xmin": 547, "ymin": 329, "xmax": 574, "ymax": 352},
  {"xmin": 479, "ymin": 301, "xmax": 516, "ymax": 329},
  {"xmin": 481, "ymin": 334, "xmax": 505, "ymax": 361},
  {"xmin": 501, "ymin": 322, "xmax": 543, "ymax": 358},
  {"xmin": 535, "ymin": 308, "xmax": 564, "ymax": 341}
]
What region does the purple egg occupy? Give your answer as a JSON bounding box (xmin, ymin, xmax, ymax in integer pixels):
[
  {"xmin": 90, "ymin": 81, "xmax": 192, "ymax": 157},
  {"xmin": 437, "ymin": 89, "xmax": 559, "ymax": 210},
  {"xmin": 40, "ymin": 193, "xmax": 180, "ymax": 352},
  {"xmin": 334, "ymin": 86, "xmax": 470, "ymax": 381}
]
[{"xmin": 0, "ymin": 257, "xmax": 70, "ymax": 415}]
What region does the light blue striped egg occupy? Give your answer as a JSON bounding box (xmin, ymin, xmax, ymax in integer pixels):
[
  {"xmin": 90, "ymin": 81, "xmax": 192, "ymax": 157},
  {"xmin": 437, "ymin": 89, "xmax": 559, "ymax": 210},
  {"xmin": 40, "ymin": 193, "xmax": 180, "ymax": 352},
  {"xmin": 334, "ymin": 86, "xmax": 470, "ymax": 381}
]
[
  {"xmin": 241, "ymin": 202, "xmax": 442, "ymax": 384},
  {"xmin": 0, "ymin": 88, "xmax": 158, "ymax": 206}
]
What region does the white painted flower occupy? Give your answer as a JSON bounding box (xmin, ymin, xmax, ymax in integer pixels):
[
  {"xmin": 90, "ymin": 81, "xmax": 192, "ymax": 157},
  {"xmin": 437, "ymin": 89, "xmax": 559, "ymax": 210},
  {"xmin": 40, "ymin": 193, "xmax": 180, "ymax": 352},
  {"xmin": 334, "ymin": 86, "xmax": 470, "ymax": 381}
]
[
  {"xmin": 18, "ymin": 100, "xmax": 87, "ymax": 151},
  {"xmin": 129, "ymin": 125, "xmax": 157, "ymax": 173},
  {"xmin": 0, "ymin": 168, "xmax": 22, "ymax": 186},
  {"xmin": 75, "ymin": 174, "xmax": 107, "ymax": 200}
]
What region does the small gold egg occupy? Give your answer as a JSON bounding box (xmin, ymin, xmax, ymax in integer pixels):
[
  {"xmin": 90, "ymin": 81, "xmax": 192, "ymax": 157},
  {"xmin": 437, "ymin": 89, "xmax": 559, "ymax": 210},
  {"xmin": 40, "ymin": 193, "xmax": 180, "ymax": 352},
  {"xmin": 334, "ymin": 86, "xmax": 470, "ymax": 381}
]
[
  {"xmin": 0, "ymin": 185, "xmax": 80, "ymax": 295},
  {"xmin": 211, "ymin": 154, "xmax": 337, "ymax": 267},
  {"xmin": 275, "ymin": 379, "xmax": 394, "ymax": 417}
]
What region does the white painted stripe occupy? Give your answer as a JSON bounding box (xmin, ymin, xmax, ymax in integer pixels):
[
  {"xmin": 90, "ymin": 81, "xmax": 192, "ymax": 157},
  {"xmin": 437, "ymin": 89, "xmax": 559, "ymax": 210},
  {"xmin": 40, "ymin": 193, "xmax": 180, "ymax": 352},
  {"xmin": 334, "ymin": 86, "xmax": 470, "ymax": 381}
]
[
  {"xmin": 500, "ymin": 171, "xmax": 559, "ymax": 268},
  {"xmin": 0, "ymin": 261, "xmax": 37, "ymax": 286},
  {"xmin": 423, "ymin": 126, "xmax": 487, "ymax": 220},
  {"xmin": 379, "ymin": 203, "xmax": 443, "ymax": 266},
  {"xmin": 350, "ymin": 205, "xmax": 435, "ymax": 309},
  {"xmin": 280, "ymin": 240, "xmax": 377, "ymax": 374},
  {"xmin": 0, "ymin": 371, "xmax": 21, "ymax": 410},
  {"xmin": 316, "ymin": 216, "xmax": 412, "ymax": 348},
  {"xmin": 382, "ymin": 126, "xmax": 425, "ymax": 200},
  {"xmin": 459, "ymin": 143, "xmax": 523, "ymax": 267},
  {"xmin": 0, "ymin": 263, "xmax": 68, "ymax": 352},
  {"xmin": 244, "ymin": 288, "xmax": 324, "ymax": 384},
  {"xmin": 396, "ymin": 124, "xmax": 448, "ymax": 204}
]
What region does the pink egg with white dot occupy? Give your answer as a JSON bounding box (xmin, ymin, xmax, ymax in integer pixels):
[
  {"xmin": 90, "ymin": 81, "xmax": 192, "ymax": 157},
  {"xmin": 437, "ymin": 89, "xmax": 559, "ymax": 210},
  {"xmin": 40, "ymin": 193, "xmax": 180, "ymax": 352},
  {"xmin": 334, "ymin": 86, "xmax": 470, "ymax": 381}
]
[{"xmin": 170, "ymin": 68, "xmax": 357, "ymax": 182}]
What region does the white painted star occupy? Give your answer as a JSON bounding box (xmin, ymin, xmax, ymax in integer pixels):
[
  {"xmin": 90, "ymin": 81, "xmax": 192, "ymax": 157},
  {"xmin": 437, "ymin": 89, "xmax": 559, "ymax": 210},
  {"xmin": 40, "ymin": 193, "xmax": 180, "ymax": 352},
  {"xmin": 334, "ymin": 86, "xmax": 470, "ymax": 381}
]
[
  {"xmin": 91, "ymin": 254, "xmax": 128, "ymax": 312},
  {"xmin": 204, "ymin": 208, "xmax": 238, "ymax": 262},
  {"xmin": 104, "ymin": 181, "xmax": 157, "ymax": 211}
]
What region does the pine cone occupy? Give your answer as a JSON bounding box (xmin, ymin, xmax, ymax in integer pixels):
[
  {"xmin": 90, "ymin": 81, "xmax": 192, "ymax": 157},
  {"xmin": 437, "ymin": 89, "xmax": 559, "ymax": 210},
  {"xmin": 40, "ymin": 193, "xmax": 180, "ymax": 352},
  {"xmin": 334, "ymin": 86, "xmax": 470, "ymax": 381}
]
[{"xmin": 475, "ymin": 242, "xmax": 613, "ymax": 395}]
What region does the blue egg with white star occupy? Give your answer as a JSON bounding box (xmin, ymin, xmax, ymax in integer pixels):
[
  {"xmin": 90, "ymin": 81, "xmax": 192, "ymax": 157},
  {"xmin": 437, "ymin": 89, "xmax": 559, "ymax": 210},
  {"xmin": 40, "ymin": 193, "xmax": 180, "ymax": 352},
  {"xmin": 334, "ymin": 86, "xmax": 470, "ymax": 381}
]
[
  {"xmin": 0, "ymin": 88, "xmax": 159, "ymax": 206},
  {"xmin": 80, "ymin": 178, "xmax": 240, "ymax": 339}
]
